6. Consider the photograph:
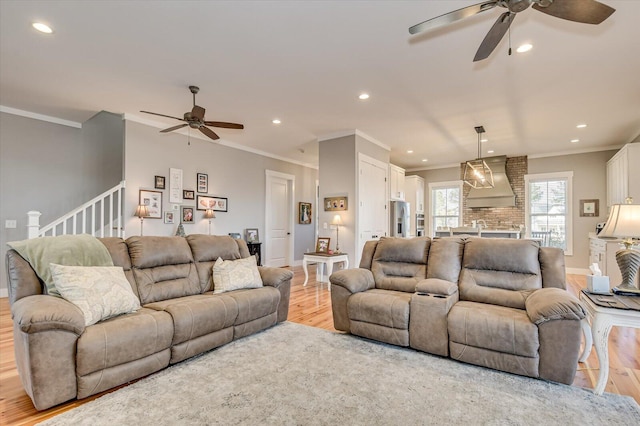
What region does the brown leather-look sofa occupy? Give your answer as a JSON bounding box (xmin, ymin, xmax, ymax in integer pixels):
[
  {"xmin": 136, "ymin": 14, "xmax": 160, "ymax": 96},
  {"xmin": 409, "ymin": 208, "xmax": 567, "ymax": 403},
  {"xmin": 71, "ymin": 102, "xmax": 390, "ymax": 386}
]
[
  {"xmin": 330, "ymin": 236, "xmax": 586, "ymax": 384},
  {"xmin": 6, "ymin": 235, "xmax": 292, "ymax": 410}
]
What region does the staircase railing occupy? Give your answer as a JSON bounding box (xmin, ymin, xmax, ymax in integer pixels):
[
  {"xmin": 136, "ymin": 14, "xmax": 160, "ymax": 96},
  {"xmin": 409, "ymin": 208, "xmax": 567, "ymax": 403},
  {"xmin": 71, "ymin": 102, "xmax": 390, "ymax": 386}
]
[{"xmin": 28, "ymin": 181, "xmax": 126, "ymax": 239}]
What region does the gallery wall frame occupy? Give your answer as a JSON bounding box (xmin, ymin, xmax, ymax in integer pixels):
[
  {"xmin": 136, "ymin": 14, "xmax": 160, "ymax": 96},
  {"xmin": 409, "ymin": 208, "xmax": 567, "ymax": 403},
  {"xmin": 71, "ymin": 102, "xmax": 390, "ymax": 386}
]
[
  {"xmin": 197, "ymin": 173, "xmax": 208, "ymax": 193},
  {"xmin": 139, "ymin": 189, "xmax": 162, "ymax": 219},
  {"xmin": 197, "ymin": 195, "xmax": 228, "ymax": 212}
]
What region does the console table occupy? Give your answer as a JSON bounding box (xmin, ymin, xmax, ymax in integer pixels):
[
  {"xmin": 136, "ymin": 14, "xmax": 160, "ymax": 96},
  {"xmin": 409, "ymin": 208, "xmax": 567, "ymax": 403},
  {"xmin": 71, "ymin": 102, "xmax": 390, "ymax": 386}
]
[
  {"xmin": 578, "ymin": 290, "xmax": 640, "ymax": 395},
  {"xmin": 302, "ymin": 253, "xmax": 349, "ymax": 291}
]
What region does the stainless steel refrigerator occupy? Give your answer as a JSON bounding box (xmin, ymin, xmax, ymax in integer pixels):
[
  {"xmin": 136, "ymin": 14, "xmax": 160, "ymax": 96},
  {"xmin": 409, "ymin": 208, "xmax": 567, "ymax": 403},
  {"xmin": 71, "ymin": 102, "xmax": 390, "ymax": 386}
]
[{"xmin": 390, "ymin": 200, "xmax": 410, "ymax": 238}]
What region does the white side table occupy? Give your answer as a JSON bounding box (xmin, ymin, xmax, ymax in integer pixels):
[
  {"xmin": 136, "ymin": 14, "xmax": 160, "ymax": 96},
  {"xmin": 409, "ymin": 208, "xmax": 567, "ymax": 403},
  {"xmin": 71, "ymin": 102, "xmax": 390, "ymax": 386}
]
[
  {"xmin": 579, "ymin": 290, "xmax": 640, "ymax": 395},
  {"xmin": 302, "ymin": 253, "xmax": 349, "ymax": 291}
]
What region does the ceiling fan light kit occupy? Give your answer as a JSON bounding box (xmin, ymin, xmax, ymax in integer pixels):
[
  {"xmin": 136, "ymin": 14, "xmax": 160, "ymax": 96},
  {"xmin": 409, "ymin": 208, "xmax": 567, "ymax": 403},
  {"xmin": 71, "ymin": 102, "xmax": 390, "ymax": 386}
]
[
  {"xmin": 409, "ymin": 0, "xmax": 615, "ymax": 62},
  {"xmin": 464, "ymin": 126, "xmax": 495, "ymax": 189},
  {"xmin": 140, "ymin": 85, "xmax": 244, "ymax": 141}
]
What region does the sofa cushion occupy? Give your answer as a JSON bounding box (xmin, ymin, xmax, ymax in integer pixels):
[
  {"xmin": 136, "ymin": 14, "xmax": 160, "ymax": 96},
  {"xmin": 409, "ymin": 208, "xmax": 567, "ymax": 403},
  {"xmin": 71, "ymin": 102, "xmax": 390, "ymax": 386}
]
[
  {"xmin": 50, "ymin": 264, "xmax": 140, "ymax": 326},
  {"xmin": 371, "ymin": 237, "xmax": 430, "ymax": 292},
  {"xmin": 448, "ymin": 301, "xmax": 539, "ymax": 358},
  {"xmin": 212, "ymin": 256, "xmax": 263, "ymax": 294},
  {"xmin": 426, "ymin": 237, "xmax": 465, "ymax": 283},
  {"xmin": 99, "ymin": 237, "xmax": 137, "ymax": 297},
  {"xmin": 459, "ymin": 238, "xmax": 542, "ymax": 309},
  {"xmin": 225, "ymin": 286, "xmax": 280, "ymax": 325},
  {"xmin": 348, "ymin": 289, "xmax": 412, "ymax": 330},
  {"xmin": 187, "ymin": 235, "xmax": 246, "ymax": 291}
]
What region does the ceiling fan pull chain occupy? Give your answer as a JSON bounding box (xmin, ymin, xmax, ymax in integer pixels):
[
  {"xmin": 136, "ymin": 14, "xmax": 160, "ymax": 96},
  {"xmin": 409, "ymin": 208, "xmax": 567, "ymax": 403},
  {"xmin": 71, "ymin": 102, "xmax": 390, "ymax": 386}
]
[{"xmin": 508, "ymin": 25, "xmax": 512, "ymax": 56}]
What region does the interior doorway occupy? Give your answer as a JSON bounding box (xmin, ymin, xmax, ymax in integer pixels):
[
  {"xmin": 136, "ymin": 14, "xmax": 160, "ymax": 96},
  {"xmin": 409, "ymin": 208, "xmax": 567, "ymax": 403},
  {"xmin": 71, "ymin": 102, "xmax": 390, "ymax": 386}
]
[{"xmin": 265, "ymin": 170, "xmax": 295, "ymax": 267}]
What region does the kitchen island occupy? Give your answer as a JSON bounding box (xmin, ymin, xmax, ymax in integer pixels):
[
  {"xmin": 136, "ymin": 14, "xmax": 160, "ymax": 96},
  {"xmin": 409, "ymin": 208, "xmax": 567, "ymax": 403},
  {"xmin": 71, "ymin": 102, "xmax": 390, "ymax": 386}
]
[{"xmin": 434, "ymin": 229, "xmax": 522, "ymax": 239}]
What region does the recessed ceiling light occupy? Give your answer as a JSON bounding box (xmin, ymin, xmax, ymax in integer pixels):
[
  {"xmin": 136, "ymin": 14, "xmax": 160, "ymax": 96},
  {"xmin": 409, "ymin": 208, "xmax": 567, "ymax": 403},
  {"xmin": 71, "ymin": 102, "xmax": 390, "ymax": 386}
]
[
  {"xmin": 487, "ymin": 150, "xmax": 495, "ymax": 154},
  {"xmin": 571, "ymin": 139, "xmax": 580, "ymax": 143},
  {"xmin": 422, "ymin": 159, "xmax": 428, "ymax": 162},
  {"xmin": 272, "ymin": 119, "xmax": 281, "ymax": 124},
  {"xmin": 576, "ymin": 123, "xmax": 587, "ymax": 128},
  {"xmin": 358, "ymin": 93, "xmax": 370, "ymax": 100},
  {"xmin": 480, "ymin": 138, "xmax": 488, "ymax": 143},
  {"xmin": 407, "ymin": 150, "xmax": 413, "ymax": 154},
  {"xmin": 32, "ymin": 22, "xmax": 53, "ymax": 34},
  {"xmin": 516, "ymin": 43, "xmax": 533, "ymax": 53}
]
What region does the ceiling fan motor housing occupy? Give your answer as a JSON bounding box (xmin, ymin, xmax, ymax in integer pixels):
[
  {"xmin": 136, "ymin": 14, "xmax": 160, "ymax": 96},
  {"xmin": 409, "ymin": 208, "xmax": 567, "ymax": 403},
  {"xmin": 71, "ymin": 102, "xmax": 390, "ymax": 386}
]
[{"xmin": 501, "ymin": 0, "xmax": 533, "ymax": 13}]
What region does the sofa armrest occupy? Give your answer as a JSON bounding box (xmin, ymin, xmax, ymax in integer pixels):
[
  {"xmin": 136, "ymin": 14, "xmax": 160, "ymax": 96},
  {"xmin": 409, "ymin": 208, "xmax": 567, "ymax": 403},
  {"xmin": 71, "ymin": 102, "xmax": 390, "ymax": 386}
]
[
  {"xmin": 525, "ymin": 288, "xmax": 586, "ymax": 325},
  {"xmin": 330, "ymin": 268, "xmax": 375, "ymax": 294},
  {"xmin": 415, "ymin": 278, "xmax": 458, "ymax": 296},
  {"xmin": 12, "ymin": 295, "xmax": 85, "ymax": 335},
  {"xmin": 258, "ymin": 266, "xmax": 294, "ymax": 289}
]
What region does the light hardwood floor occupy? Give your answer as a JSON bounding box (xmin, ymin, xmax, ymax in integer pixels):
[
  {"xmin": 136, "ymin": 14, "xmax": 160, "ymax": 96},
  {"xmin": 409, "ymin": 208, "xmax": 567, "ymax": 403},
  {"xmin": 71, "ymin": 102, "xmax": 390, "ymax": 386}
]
[{"xmin": 1, "ymin": 270, "xmax": 638, "ymax": 425}]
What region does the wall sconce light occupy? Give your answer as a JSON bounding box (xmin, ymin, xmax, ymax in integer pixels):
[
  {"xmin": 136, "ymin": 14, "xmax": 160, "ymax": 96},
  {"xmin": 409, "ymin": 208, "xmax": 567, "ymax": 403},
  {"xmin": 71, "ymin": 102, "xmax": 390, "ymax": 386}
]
[
  {"xmin": 331, "ymin": 214, "xmax": 342, "ymax": 253},
  {"xmin": 204, "ymin": 209, "xmax": 215, "ymax": 235},
  {"xmin": 134, "ymin": 205, "xmax": 149, "ymax": 236}
]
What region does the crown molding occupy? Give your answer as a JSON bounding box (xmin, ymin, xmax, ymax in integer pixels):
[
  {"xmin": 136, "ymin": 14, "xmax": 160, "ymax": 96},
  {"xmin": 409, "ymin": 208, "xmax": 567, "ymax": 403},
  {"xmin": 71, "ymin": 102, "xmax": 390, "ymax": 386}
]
[
  {"xmin": 317, "ymin": 129, "xmax": 390, "ymax": 151},
  {"xmin": 0, "ymin": 105, "xmax": 82, "ymax": 128}
]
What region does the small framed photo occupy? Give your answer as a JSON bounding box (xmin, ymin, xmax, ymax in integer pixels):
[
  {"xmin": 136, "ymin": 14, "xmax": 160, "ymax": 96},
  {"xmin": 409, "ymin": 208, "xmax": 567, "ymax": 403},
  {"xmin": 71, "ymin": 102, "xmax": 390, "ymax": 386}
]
[
  {"xmin": 299, "ymin": 202, "xmax": 312, "ymax": 224},
  {"xmin": 181, "ymin": 206, "xmax": 194, "ymax": 223},
  {"xmin": 139, "ymin": 189, "xmax": 162, "ymax": 219},
  {"xmin": 197, "ymin": 195, "xmax": 228, "ymax": 212},
  {"xmin": 316, "ymin": 237, "xmax": 331, "ymax": 253},
  {"xmin": 324, "ymin": 196, "xmax": 348, "ymax": 211},
  {"xmin": 580, "ymin": 199, "xmax": 599, "ymax": 217},
  {"xmin": 228, "ymin": 232, "xmax": 241, "ymax": 240},
  {"xmin": 183, "ymin": 190, "xmax": 195, "ymax": 200},
  {"xmin": 245, "ymin": 228, "xmax": 260, "ymax": 243},
  {"xmin": 164, "ymin": 211, "xmax": 175, "ymax": 224},
  {"xmin": 197, "ymin": 173, "xmax": 208, "ymax": 193},
  {"xmin": 154, "ymin": 176, "xmax": 166, "ymax": 190}
]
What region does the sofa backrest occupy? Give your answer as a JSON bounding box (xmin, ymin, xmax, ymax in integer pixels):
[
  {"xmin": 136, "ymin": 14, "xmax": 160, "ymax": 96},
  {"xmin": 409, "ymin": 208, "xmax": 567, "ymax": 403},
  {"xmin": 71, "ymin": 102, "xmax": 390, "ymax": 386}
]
[
  {"xmin": 99, "ymin": 237, "xmax": 138, "ymax": 298},
  {"xmin": 127, "ymin": 236, "xmax": 200, "ymax": 304},
  {"xmin": 186, "ymin": 234, "xmax": 250, "ymax": 291},
  {"xmin": 426, "ymin": 237, "xmax": 465, "ymax": 283},
  {"xmin": 459, "ymin": 237, "xmax": 542, "ymax": 309},
  {"xmin": 370, "ymin": 236, "xmax": 430, "ymax": 292}
]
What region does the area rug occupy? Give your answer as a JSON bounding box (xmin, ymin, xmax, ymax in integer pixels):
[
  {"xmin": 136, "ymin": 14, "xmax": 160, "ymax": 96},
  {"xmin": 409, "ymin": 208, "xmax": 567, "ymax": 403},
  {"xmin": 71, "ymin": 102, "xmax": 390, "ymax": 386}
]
[{"xmin": 40, "ymin": 322, "xmax": 640, "ymax": 426}]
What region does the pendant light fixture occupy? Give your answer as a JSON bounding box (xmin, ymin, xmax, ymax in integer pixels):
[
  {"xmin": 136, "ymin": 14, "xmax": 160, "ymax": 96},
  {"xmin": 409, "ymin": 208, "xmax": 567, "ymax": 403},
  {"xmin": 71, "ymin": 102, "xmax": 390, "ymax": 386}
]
[{"xmin": 463, "ymin": 126, "xmax": 494, "ymax": 189}]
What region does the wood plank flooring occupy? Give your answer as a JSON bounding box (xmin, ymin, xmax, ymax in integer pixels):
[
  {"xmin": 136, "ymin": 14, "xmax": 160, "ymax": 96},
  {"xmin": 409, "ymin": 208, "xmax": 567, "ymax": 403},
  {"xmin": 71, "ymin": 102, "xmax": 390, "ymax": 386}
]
[{"xmin": 1, "ymin": 270, "xmax": 638, "ymax": 425}]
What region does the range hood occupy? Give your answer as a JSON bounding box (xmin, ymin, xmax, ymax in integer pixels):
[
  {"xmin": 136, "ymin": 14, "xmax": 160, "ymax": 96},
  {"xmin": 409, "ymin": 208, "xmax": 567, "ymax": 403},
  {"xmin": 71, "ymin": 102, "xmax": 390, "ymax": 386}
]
[{"xmin": 466, "ymin": 156, "xmax": 516, "ymax": 208}]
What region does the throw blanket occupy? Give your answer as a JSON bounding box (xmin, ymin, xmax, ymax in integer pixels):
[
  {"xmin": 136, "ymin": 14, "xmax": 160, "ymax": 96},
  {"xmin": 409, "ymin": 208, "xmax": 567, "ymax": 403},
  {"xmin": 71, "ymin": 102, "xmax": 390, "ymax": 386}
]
[{"xmin": 7, "ymin": 234, "xmax": 114, "ymax": 295}]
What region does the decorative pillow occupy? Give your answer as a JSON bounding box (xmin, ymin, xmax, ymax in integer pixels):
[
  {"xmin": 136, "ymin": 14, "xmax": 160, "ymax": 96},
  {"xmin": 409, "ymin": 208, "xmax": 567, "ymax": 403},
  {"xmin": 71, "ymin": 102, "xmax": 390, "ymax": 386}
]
[
  {"xmin": 212, "ymin": 256, "xmax": 263, "ymax": 294},
  {"xmin": 50, "ymin": 264, "xmax": 141, "ymax": 326}
]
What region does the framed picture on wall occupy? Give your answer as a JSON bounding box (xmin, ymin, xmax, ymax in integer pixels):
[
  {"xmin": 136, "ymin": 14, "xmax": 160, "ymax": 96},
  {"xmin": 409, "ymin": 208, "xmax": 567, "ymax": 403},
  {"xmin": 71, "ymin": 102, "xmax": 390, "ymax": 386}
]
[
  {"xmin": 580, "ymin": 199, "xmax": 599, "ymax": 217},
  {"xmin": 324, "ymin": 196, "xmax": 347, "ymax": 211},
  {"xmin": 154, "ymin": 176, "xmax": 166, "ymax": 190},
  {"xmin": 183, "ymin": 190, "xmax": 195, "ymax": 200},
  {"xmin": 181, "ymin": 206, "xmax": 194, "ymax": 223},
  {"xmin": 164, "ymin": 211, "xmax": 175, "ymax": 224},
  {"xmin": 197, "ymin": 173, "xmax": 208, "ymax": 193},
  {"xmin": 299, "ymin": 202, "xmax": 312, "ymax": 224},
  {"xmin": 139, "ymin": 190, "xmax": 162, "ymax": 219},
  {"xmin": 197, "ymin": 195, "xmax": 228, "ymax": 212}
]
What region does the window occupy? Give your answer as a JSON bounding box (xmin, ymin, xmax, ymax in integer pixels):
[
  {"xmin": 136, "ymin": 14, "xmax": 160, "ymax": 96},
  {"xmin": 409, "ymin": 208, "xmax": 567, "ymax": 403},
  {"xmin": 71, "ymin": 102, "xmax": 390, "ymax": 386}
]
[
  {"xmin": 525, "ymin": 172, "xmax": 573, "ymax": 255},
  {"xmin": 428, "ymin": 181, "xmax": 462, "ymax": 237}
]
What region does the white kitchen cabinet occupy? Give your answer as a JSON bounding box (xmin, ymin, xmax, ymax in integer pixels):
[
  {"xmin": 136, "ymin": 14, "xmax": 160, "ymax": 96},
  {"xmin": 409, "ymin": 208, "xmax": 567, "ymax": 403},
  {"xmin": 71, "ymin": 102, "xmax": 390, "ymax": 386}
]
[
  {"xmin": 606, "ymin": 143, "xmax": 640, "ymax": 207},
  {"xmin": 405, "ymin": 175, "xmax": 425, "ymax": 213},
  {"xmin": 389, "ymin": 164, "xmax": 405, "ymax": 200}
]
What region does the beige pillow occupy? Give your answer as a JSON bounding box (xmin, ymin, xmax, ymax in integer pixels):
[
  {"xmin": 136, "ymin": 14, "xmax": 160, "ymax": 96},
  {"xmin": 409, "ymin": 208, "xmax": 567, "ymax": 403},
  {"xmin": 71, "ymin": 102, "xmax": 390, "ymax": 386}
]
[
  {"xmin": 50, "ymin": 264, "xmax": 141, "ymax": 326},
  {"xmin": 212, "ymin": 256, "xmax": 263, "ymax": 294}
]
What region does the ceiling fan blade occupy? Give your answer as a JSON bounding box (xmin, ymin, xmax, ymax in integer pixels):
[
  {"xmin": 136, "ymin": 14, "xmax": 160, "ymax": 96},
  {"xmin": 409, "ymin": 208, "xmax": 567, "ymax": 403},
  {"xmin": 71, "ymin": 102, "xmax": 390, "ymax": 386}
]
[
  {"xmin": 191, "ymin": 105, "xmax": 205, "ymax": 120},
  {"xmin": 160, "ymin": 123, "xmax": 188, "ymax": 133},
  {"xmin": 532, "ymin": 0, "xmax": 615, "ymax": 25},
  {"xmin": 199, "ymin": 126, "xmax": 220, "ymax": 140},
  {"xmin": 409, "ymin": 1, "xmax": 498, "ymax": 35},
  {"xmin": 474, "ymin": 11, "xmax": 515, "ymax": 62},
  {"xmin": 203, "ymin": 121, "xmax": 244, "ymax": 129},
  {"xmin": 140, "ymin": 111, "xmax": 185, "ymax": 121}
]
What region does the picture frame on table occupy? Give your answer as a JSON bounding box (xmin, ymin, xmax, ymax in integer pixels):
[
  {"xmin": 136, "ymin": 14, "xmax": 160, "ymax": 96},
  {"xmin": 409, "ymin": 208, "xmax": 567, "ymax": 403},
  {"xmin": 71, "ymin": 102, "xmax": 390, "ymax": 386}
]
[
  {"xmin": 164, "ymin": 211, "xmax": 175, "ymax": 224},
  {"xmin": 245, "ymin": 228, "xmax": 260, "ymax": 243},
  {"xmin": 228, "ymin": 233, "xmax": 241, "ymax": 240},
  {"xmin": 580, "ymin": 199, "xmax": 599, "ymax": 217},
  {"xmin": 316, "ymin": 237, "xmax": 330, "ymax": 253},
  {"xmin": 197, "ymin": 195, "xmax": 228, "ymax": 212},
  {"xmin": 181, "ymin": 206, "xmax": 194, "ymax": 223},
  {"xmin": 298, "ymin": 202, "xmax": 312, "ymax": 224},
  {"xmin": 154, "ymin": 175, "xmax": 166, "ymax": 190},
  {"xmin": 183, "ymin": 190, "xmax": 195, "ymax": 200},
  {"xmin": 139, "ymin": 189, "xmax": 162, "ymax": 219},
  {"xmin": 197, "ymin": 173, "xmax": 208, "ymax": 193}
]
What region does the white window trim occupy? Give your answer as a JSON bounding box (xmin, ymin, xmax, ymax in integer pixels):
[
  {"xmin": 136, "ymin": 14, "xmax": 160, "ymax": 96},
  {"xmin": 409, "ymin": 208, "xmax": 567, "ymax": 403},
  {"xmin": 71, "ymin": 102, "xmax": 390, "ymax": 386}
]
[
  {"xmin": 524, "ymin": 171, "xmax": 573, "ymax": 256},
  {"xmin": 428, "ymin": 180, "xmax": 463, "ymax": 238}
]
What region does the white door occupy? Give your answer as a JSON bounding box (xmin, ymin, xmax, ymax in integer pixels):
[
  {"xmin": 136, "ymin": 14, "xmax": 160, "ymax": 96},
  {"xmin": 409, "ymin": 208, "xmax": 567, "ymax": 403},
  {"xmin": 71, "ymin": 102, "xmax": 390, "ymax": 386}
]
[
  {"xmin": 357, "ymin": 155, "xmax": 388, "ymax": 265},
  {"xmin": 265, "ymin": 171, "xmax": 294, "ymax": 267}
]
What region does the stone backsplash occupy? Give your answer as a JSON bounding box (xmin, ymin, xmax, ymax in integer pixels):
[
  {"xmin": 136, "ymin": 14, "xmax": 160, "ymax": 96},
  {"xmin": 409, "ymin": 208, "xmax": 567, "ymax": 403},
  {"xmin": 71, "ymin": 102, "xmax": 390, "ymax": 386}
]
[{"xmin": 460, "ymin": 156, "xmax": 527, "ymax": 229}]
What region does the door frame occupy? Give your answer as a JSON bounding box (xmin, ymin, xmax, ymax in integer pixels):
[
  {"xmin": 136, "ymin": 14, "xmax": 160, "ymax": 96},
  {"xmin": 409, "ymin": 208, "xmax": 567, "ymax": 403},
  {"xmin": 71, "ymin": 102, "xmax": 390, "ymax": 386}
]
[
  {"xmin": 356, "ymin": 153, "xmax": 389, "ymax": 266},
  {"xmin": 265, "ymin": 170, "xmax": 295, "ymax": 267}
]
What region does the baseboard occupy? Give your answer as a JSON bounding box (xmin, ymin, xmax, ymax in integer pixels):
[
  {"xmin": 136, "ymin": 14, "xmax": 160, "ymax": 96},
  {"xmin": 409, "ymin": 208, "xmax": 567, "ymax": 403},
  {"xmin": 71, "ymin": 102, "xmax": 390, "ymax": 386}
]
[
  {"xmin": 0, "ymin": 288, "xmax": 8, "ymax": 298},
  {"xmin": 566, "ymin": 267, "xmax": 589, "ymax": 275},
  {"xmin": 291, "ymin": 260, "xmax": 303, "ymax": 267}
]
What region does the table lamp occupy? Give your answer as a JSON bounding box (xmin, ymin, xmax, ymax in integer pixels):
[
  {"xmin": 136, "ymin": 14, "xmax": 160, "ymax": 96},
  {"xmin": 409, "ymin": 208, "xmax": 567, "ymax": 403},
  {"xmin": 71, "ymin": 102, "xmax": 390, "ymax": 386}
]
[
  {"xmin": 598, "ymin": 198, "xmax": 640, "ymax": 295},
  {"xmin": 204, "ymin": 209, "xmax": 215, "ymax": 235},
  {"xmin": 331, "ymin": 214, "xmax": 342, "ymax": 253},
  {"xmin": 134, "ymin": 205, "xmax": 149, "ymax": 236}
]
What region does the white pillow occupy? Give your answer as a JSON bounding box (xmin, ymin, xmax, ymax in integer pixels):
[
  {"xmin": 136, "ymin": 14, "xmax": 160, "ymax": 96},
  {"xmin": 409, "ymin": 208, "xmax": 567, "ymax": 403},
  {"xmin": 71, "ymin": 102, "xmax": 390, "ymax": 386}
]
[
  {"xmin": 50, "ymin": 263, "xmax": 141, "ymax": 326},
  {"xmin": 212, "ymin": 256, "xmax": 263, "ymax": 294}
]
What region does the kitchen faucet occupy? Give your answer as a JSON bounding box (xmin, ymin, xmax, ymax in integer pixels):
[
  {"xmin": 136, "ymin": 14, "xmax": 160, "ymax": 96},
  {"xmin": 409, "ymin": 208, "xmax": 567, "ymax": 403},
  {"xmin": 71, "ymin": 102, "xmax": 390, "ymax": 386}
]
[{"xmin": 477, "ymin": 219, "xmax": 487, "ymax": 230}]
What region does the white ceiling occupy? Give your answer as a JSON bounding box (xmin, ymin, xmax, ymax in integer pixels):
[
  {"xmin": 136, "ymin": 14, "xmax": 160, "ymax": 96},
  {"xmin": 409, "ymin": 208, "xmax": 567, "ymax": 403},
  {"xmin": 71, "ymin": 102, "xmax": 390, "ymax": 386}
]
[{"xmin": 1, "ymin": 1, "xmax": 639, "ymax": 169}]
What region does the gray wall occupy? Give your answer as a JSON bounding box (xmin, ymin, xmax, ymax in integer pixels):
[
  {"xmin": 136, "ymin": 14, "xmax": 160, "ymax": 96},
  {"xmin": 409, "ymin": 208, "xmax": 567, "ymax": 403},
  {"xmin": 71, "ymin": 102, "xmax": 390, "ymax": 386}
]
[
  {"xmin": 0, "ymin": 111, "xmax": 124, "ymax": 294},
  {"xmin": 123, "ymin": 121, "xmax": 317, "ymax": 262},
  {"xmin": 408, "ymin": 150, "xmax": 617, "ymax": 270}
]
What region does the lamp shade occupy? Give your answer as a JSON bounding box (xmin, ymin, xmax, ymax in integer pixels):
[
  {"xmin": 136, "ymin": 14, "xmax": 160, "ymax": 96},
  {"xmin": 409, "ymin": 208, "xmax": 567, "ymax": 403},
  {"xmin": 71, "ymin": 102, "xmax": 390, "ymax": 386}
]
[
  {"xmin": 204, "ymin": 209, "xmax": 215, "ymax": 219},
  {"xmin": 599, "ymin": 203, "xmax": 640, "ymax": 239},
  {"xmin": 134, "ymin": 205, "xmax": 149, "ymax": 218},
  {"xmin": 331, "ymin": 214, "xmax": 342, "ymax": 225}
]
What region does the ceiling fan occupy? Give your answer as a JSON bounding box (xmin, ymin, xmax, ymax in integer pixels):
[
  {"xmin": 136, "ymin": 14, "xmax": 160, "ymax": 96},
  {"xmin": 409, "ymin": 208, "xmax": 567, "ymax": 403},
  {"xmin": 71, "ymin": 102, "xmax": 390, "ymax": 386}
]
[
  {"xmin": 409, "ymin": 0, "xmax": 615, "ymax": 62},
  {"xmin": 140, "ymin": 86, "xmax": 244, "ymax": 141}
]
